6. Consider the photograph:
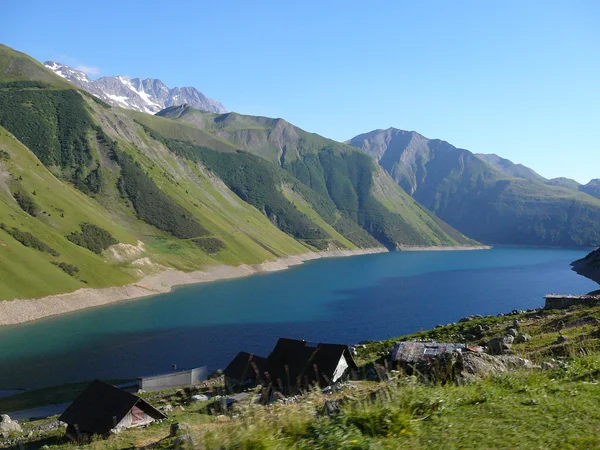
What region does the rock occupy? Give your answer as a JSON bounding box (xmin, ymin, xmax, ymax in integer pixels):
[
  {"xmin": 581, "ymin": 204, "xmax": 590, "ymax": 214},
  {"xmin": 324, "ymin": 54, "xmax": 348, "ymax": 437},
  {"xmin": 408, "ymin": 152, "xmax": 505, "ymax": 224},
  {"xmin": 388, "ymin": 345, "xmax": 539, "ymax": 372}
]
[
  {"xmin": 349, "ymin": 347, "xmax": 357, "ymax": 356},
  {"xmin": 418, "ymin": 351, "xmax": 535, "ymax": 385},
  {"xmin": 170, "ymin": 423, "xmax": 181, "ymax": 436},
  {"xmin": 541, "ymin": 361, "xmax": 554, "ymax": 370},
  {"xmin": 554, "ymin": 335, "xmax": 568, "ymax": 345},
  {"xmin": 487, "ymin": 335, "xmax": 514, "ymax": 355},
  {"xmin": 512, "ymin": 319, "xmax": 521, "ymax": 329},
  {"xmin": 515, "ymin": 333, "xmax": 532, "ymax": 343},
  {"xmin": 162, "ymin": 404, "xmax": 174, "ymax": 413},
  {"xmin": 0, "ymin": 415, "xmax": 21, "ymax": 433},
  {"xmin": 473, "ymin": 314, "xmax": 483, "ymax": 319},
  {"xmin": 434, "ymin": 324, "xmax": 444, "ymax": 329},
  {"xmin": 321, "ymin": 399, "xmax": 343, "ymax": 417},
  {"xmin": 191, "ymin": 394, "xmax": 209, "ymax": 402},
  {"xmin": 174, "ymin": 434, "xmax": 192, "ymax": 448},
  {"xmin": 506, "ymin": 328, "xmax": 518, "ymax": 337}
]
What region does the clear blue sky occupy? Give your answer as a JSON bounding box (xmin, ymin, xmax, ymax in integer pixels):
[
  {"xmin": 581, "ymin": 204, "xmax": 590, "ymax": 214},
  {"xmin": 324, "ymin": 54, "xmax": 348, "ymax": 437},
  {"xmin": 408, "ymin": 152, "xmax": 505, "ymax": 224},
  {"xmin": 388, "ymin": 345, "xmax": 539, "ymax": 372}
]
[{"xmin": 2, "ymin": 1, "xmax": 599, "ymax": 183}]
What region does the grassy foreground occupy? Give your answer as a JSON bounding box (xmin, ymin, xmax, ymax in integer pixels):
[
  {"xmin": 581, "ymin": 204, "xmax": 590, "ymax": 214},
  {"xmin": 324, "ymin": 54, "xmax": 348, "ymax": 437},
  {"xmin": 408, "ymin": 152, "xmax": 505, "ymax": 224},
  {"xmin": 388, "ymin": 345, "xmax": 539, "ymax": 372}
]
[{"xmin": 5, "ymin": 304, "xmax": 600, "ymax": 449}]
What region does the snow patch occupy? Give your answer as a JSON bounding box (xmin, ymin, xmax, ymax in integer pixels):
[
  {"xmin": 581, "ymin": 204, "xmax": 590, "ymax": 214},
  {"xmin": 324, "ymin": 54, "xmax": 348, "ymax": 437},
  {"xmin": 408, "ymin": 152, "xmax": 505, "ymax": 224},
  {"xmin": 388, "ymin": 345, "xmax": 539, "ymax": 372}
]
[{"xmin": 106, "ymin": 94, "xmax": 130, "ymax": 106}]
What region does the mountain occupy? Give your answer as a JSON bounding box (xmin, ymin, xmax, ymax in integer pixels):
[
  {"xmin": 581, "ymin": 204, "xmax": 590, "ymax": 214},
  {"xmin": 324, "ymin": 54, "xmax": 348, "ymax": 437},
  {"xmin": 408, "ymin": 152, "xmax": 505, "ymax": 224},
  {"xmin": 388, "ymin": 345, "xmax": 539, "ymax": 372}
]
[
  {"xmin": 579, "ymin": 179, "xmax": 600, "ymax": 200},
  {"xmin": 475, "ymin": 153, "xmax": 545, "ymax": 181},
  {"xmin": 348, "ymin": 127, "xmax": 600, "ymax": 247},
  {"xmin": 546, "ymin": 177, "xmax": 581, "ymax": 191},
  {"xmin": 43, "ymin": 61, "xmax": 226, "ymax": 114},
  {"xmin": 0, "ymin": 44, "xmax": 474, "ymax": 302}
]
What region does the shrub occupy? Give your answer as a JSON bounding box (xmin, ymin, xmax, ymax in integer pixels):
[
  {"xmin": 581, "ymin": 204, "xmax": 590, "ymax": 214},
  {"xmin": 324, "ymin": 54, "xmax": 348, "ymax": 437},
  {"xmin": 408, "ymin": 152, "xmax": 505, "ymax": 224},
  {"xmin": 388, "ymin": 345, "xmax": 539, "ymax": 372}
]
[
  {"xmin": 0, "ymin": 150, "xmax": 10, "ymax": 160},
  {"xmin": 191, "ymin": 237, "xmax": 226, "ymax": 254},
  {"xmin": 51, "ymin": 261, "xmax": 80, "ymax": 276},
  {"xmin": 0, "ymin": 223, "xmax": 60, "ymax": 256},
  {"xmin": 115, "ymin": 151, "xmax": 210, "ymax": 239},
  {"xmin": 12, "ymin": 190, "xmax": 39, "ymax": 216},
  {"xmin": 66, "ymin": 223, "xmax": 118, "ymax": 254},
  {"xmin": 0, "ymin": 82, "xmax": 101, "ymax": 192}
]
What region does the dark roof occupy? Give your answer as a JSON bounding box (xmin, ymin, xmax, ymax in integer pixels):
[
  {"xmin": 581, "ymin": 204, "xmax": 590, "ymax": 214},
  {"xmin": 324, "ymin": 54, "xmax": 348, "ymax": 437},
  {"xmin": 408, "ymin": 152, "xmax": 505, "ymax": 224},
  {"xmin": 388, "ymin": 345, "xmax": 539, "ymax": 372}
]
[
  {"xmin": 265, "ymin": 338, "xmax": 357, "ymax": 388},
  {"xmin": 59, "ymin": 380, "xmax": 166, "ymax": 434},
  {"xmin": 265, "ymin": 338, "xmax": 314, "ymax": 382},
  {"xmin": 305, "ymin": 343, "xmax": 358, "ymax": 385},
  {"xmin": 223, "ymin": 351, "xmax": 267, "ymax": 382}
]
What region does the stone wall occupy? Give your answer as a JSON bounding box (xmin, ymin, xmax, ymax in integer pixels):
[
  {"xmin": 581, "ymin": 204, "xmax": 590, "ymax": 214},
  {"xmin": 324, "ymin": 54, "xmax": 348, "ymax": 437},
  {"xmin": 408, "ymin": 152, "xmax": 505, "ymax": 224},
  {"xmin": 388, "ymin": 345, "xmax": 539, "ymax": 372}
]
[{"xmin": 544, "ymin": 295, "xmax": 600, "ymax": 310}]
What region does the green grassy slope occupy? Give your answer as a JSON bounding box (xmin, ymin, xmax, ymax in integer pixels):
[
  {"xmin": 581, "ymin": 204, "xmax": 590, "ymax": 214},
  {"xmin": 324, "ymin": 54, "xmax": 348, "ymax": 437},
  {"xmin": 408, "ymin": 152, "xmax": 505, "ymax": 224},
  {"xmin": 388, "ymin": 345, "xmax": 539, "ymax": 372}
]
[
  {"xmin": 149, "ymin": 106, "xmax": 475, "ymax": 249},
  {"xmin": 0, "ymin": 44, "xmax": 73, "ymax": 88},
  {"xmin": 349, "ymin": 128, "xmax": 600, "ymax": 246},
  {"xmin": 0, "ymin": 45, "xmax": 317, "ymax": 301}
]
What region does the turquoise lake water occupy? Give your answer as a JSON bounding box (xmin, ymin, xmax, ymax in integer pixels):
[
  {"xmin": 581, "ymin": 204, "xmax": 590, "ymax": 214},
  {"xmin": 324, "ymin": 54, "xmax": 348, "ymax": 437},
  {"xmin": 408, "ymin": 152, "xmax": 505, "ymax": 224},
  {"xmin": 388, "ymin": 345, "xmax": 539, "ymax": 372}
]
[{"xmin": 0, "ymin": 247, "xmax": 597, "ymax": 389}]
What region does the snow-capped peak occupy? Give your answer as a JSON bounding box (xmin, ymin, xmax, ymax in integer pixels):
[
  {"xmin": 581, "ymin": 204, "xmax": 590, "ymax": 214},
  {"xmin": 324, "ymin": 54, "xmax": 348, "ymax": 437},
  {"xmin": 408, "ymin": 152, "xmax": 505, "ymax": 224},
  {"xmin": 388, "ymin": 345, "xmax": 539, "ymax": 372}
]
[
  {"xmin": 43, "ymin": 61, "xmax": 226, "ymax": 115},
  {"xmin": 44, "ymin": 61, "xmax": 91, "ymax": 84}
]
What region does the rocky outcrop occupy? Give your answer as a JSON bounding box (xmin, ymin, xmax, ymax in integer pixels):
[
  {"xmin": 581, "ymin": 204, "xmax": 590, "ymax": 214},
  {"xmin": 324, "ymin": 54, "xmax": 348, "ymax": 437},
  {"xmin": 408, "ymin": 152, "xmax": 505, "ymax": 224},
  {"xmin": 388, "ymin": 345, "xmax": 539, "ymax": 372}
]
[
  {"xmin": 572, "ymin": 248, "xmax": 600, "ymax": 285},
  {"xmin": 416, "ymin": 351, "xmax": 535, "ymax": 385}
]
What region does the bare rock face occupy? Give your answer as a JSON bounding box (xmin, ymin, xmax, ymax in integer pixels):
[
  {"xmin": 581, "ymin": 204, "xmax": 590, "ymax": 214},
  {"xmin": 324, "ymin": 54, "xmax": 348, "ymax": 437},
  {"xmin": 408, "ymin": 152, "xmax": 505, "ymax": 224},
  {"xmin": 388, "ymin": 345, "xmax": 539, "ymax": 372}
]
[
  {"xmin": 0, "ymin": 415, "xmax": 22, "ymax": 433},
  {"xmin": 43, "ymin": 61, "xmax": 226, "ymax": 115}
]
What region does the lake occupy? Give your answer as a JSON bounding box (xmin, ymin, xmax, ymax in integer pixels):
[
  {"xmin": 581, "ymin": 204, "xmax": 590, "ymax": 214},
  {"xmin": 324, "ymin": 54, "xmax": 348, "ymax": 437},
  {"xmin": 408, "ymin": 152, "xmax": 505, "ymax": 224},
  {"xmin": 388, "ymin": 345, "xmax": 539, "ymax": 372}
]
[{"xmin": 0, "ymin": 247, "xmax": 597, "ymax": 389}]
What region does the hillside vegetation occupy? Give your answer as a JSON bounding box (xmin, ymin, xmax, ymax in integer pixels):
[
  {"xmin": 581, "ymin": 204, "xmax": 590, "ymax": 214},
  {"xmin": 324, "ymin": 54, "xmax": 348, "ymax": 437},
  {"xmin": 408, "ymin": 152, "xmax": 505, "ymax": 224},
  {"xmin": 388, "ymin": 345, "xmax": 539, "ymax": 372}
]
[
  {"xmin": 150, "ymin": 105, "xmax": 476, "ymax": 249},
  {"xmin": 348, "ymin": 128, "xmax": 600, "ymax": 247},
  {"xmin": 0, "ymin": 44, "xmax": 475, "ymax": 301}
]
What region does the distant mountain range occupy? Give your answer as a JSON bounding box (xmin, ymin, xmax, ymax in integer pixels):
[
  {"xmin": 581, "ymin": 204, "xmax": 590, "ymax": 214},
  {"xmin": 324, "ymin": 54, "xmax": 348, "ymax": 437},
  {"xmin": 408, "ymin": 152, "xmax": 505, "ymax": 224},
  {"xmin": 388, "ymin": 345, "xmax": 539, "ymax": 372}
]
[
  {"xmin": 348, "ymin": 128, "xmax": 600, "ymax": 246},
  {"xmin": 475, "ymin": 152, "xmax": 600, "ymax": 198},
  {"xmin": 43, "ymin": 61, "xmax": 226, "ymax": 114}
]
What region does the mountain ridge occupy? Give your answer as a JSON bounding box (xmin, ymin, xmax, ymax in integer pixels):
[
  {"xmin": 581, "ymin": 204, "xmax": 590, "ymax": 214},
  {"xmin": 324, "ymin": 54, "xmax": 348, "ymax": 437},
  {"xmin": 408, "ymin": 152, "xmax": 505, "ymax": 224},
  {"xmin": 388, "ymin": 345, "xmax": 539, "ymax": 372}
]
[
  {"xmin": 348, "ymin": 127, "xmax": 600, "ymax": 247},
  {"xmin": 43, "ymin": 61, "xmax": 226, "ymax": 115}
]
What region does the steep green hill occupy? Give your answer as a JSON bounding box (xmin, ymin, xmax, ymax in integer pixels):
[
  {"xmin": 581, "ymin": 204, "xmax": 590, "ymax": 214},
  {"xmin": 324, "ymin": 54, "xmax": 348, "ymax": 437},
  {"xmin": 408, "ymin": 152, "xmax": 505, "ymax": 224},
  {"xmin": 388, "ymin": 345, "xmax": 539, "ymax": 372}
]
[
  {"xmin": 149, "ymin": 105, "xmax": 476, "ymax": 249},
  {"xmin": 348, "ymin": 128, "xmax": 600, "ymax": 246}
]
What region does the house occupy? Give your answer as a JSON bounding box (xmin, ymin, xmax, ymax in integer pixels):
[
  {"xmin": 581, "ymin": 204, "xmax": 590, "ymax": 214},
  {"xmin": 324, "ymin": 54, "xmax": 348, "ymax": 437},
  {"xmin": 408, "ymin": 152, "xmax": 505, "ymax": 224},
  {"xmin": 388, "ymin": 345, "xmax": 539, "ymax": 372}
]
[
  {"xmin": 59, "ymin": 380, "xmax": 166, "ymax": 437},
  {"xmin": 138, "ymin": 366, "xmax": 207, "ymax": 392},
  {"xmin": 224, "ymin": 338, "xmax": 357, "ymax": 393},
  {"xmin": 223, "ymin": 351, "xmax": 268, "ymax": 385}
]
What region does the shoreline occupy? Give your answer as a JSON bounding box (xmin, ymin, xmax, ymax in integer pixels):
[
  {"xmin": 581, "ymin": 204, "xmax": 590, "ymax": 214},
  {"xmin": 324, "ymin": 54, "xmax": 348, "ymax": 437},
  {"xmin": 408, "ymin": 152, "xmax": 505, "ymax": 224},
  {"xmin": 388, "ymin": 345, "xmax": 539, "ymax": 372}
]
[
  {"xmin": 397, "ymin": 245, "xmax": 491, "ymax": 251},
  {"xmin": 0, "ymin": 248, "xmax": 385, "ymax": 327},
  {"xmin": 0, "ymin": 245, "xmax": 489, "ymax": 327}
]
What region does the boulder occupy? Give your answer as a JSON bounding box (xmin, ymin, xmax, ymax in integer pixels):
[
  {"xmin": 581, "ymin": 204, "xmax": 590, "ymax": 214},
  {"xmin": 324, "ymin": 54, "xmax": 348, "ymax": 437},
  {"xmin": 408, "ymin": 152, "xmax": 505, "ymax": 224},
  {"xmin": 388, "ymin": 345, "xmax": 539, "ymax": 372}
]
[
  {"xmin": 506, "ymin": 328, "xmax": 518, "ymax": 337},
  {"xmin": 554, "ymin": 335, "xmax": 567, "ymax": 344},
  {"xmin": 191, "ymin": 394, "xmax": 209, "ymax": 402},
  {"xmin": 487, "ymin": 335, "xmax": 514, "ymax": 355},
  {"xmin": 512, "ymin": 319, "xmax": 521, "ymax": 329},
  {"xmin": 541, "ymin": 361, "xmax": 554, "ymax": 370},
  {"xmin": 515, "ymin": 333, "xmax": 532, "ymax": 343},
  {"xmin": 0, "ymin": 415, "xmax": 21, "ymax": 433},
  {"xmin": 416, "ymin": 351, "xmax": 535, "ymax": 385}
]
